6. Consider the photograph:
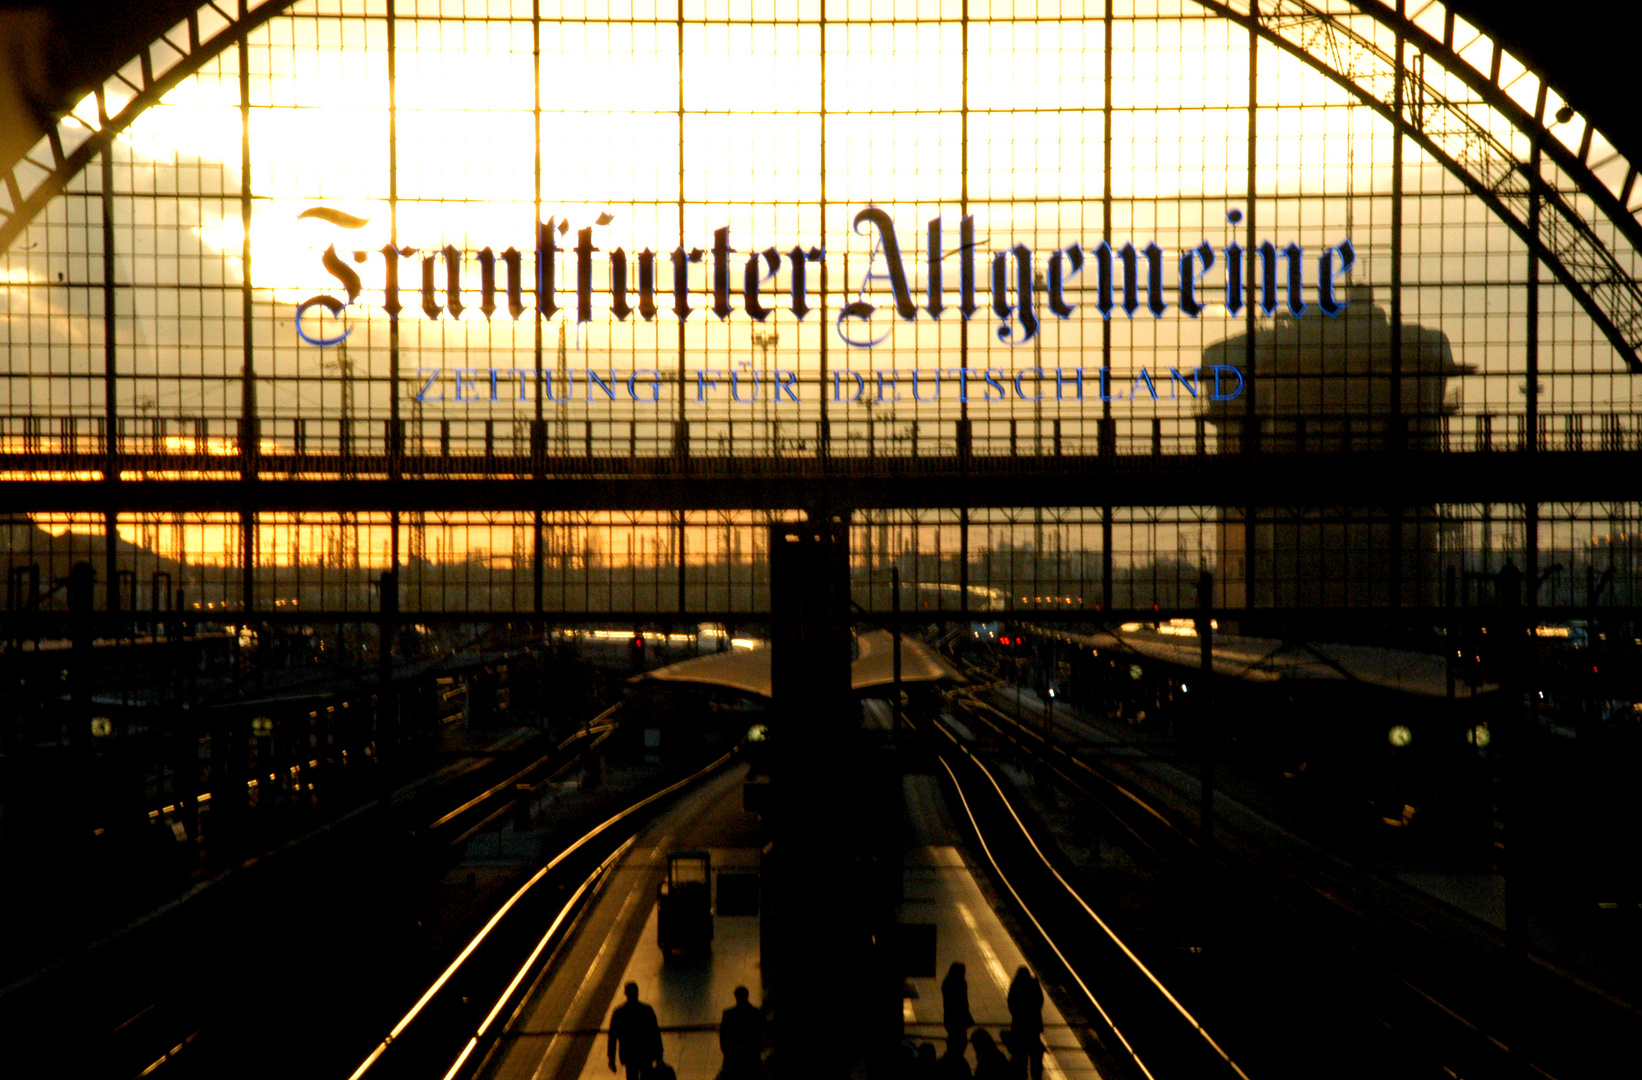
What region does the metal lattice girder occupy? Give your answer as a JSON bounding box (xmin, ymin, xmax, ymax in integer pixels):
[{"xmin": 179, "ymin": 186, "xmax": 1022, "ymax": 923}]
[
  {"xmin": 1199, "ymin": 0, "xmax": 1642, "ymax": 372},
  {"xmin": 0, "ymin": 0, "xmax": 300, "ymax": 255}
]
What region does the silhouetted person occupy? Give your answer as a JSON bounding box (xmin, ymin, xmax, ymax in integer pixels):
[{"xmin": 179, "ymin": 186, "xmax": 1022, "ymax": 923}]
[
  {"xmin": 937, "ymin": 1044, "xmax": 972, "ymax": 1079},
  {"xmin": 608, "ymin": 982, "xmax": 662, "ymax": 1079},
  {"xmin": 970, "ymin": 1029, "xmax": 1012, "ymax": 1080},
  {"xmin": 719, "ymin": 985, "xmax": 763, "ymax": 1078},
  {"xmin": 941, "ymin": 962, "xmax": 973, "ymax": 1056},
  {"xmin": 1496, "ymin": 558, "xmax": 1523, "ymax": 608},
  {"xmin": 915, "ymin": 1041, "xmax": 940, "ymax": 1079},
  {"xmin": 646, "ymin": 1059, "xmax": 677, "ymax": 1080},
  {"xmin": 1006, "ymin": 967, "xmax": 1044, "ymax": 1080}
]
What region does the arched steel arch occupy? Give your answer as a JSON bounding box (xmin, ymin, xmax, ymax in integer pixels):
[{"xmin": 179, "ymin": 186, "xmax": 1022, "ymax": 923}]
[
  {"xmin": 0, "ymin": 0, "xmax": 302, "ymax": 254},
  {"xmin": 1198, "ymin": 0, "xmax": 1642, "ymax": 372},
  {"xmin": 4, "ymin": 0, "xmax": 1641, "ymax": 371}
]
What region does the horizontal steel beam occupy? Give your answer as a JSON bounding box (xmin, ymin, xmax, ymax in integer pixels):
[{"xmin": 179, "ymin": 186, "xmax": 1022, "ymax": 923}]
[
  {"xmin": 2, "ymin": 450, "xmax": 1637, "ymax": 512},
  {"xmin": 0, "ymin": 604, "xmax": 1628, "ymax": 629}
]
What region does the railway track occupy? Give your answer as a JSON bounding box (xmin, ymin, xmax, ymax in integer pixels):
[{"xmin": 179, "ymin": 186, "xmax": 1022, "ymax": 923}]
[
  {"xmin": 925, "ymin": 713, "xmax": 1249, "ymax": 1080},
  {"xmin": 934, "ymin": 666, "xmax": 1636, "ymax": 1080},
  {"xmin": 3, "ymin": 716, "xmax": 635, "ymax": 1080},
  {"xmin": 347, "ymin": 747, "xmax": 737, "ymax": 1080}
]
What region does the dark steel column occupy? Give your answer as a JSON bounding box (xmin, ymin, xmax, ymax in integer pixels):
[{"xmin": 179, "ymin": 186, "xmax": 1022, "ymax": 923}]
[
  {"xmin": 891, "ymin": 565, "xmax": 902, "ymax": 734},
  {"xmin": 768, "ymin": 516, "xmax": 889, "ymax": 1076},
  {"xmin": 1197, "ymin": 570, "xmax": 1214, "ymax": 850},
  {"xmin": 378, "ymin": 568, "xmax": 398, "ymax": 765}
]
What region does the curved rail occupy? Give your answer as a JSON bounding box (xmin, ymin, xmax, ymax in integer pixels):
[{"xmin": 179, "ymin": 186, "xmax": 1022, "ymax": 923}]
[
  {"xmin": 944, "ymin": 660, "xmax": 1589, "ymax": 1080},
  {"xmin": 344, "ymin": 746, "xmax": 735, "ymax": 1080},
  {"xmin": 438, "ymin": 832, "xmax": 638, "ymax": 1080},
  {"xmin": 930, "ymin": 717, "xmax": 1252, "ymax": 1080}
]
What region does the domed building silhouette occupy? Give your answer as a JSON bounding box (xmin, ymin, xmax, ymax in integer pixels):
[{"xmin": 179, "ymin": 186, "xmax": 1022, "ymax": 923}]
[{"xmin": 1201, "ymin": 286, "xmax": 1474, "ymax": 610}]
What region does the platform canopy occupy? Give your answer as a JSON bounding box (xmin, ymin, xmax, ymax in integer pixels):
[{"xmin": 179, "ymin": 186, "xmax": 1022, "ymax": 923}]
[
  {"xmin": 1071, "ymin": 626, "xmax": 1476, "ymax": 699},
  {"xmin": 629, "ymin": 630, "xmax": 963, "ymax": 700}
]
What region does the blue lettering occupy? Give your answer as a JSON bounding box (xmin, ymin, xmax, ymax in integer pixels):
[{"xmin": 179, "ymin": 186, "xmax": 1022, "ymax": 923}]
[
  {"xmin": 1211, "ymin": 365, "xmax": 1244, "ymax": 401},
  {"xmin": 1048, "ymin": 245, "xmax": 1082, "ymax": 319},
  {"xmin": 543, "ymin": 369, "xmax": 572, "ymax": 403},
  {"xmin": 1179, "ymin": 242, "xmax": 1214, "ymax": 318},
  {"xmin": 1318, "ymin": 239, "xmax": 1354, "ymax": 317},
  {"xmin": 949, "ymin": 368, "xmax": 979, "ymax": 403},
  {"xmin": 992, "ymin": 244, "xmax": 1039, "ymax": 344},
  {"xmin": 504, "ymin": 368, "xmax": 533, "ymax": 402},
  {"xmin": 852, "ymin": 208, "xmax": 917, "ymax": 319},
  {"xmin": 294, "ymin": 295, "xmax": 351, "ymax": 347},
  {"xmin": 1014, "ymin": 367, "xmax": 1044, "ymax": 401},
  {"xmin": 628, "ymin": 369, "xmax": 661, "ymax": 402},
  {"xmin": 732, "ymin": 363, "xmax": 760, "ymax": 402},
  {"xmin": 1256, "ymin": 241, "xmax": 1305, "ymax": 316},
  {"xmin": 587, "ymin": 369, "xmax": 618, "ymax": 401}
]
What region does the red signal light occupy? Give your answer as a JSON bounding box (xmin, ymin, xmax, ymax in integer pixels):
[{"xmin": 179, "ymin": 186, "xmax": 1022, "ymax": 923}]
[{"xmin": 999, "ymin": 636, "xmax": 1011, "ymax": 646}]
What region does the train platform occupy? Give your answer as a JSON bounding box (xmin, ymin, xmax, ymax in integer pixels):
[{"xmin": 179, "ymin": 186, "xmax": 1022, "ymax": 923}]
[
  {"xmin": 481, "ymin": 767, "xmax": 763, "ymax": 1080},
  {"xmin": 479, "ymin": 763, "xmax": 1103, "ymax": 1079},
  {"xmin": 900, "ymin": 844, "xmax": 1101, "ymax": 1079},
  {"xmin": 980, "ymin": 682, "xmax": 1642, "ymax": 1014}
]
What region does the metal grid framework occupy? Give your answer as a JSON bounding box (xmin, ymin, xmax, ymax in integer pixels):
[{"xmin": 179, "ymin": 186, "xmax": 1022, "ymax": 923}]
[
  {"xmin": 3, "ymin": 0, "xmax": 1642, "ymax": 621},
  {"xmin": 8, "ymin": 501, "xmax": 1636, "ymax": 619}
]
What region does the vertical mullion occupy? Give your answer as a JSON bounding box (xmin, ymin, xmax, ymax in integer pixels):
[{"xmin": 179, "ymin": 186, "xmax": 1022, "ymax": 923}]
[
  {"xmin": 1527, "ymin": 121, "xmax": 1543, "ymax": 602},
  {"xmin": 817, "ymin": 3, "xmax": 829, "ymax": 463},
  {"xmin": 958, "ymin": 0, "xmax": 970, "ymax": 617},
  {"xmin": 100, "ymin": 139, "xmax": 119, "ymax": 613},
  {"xmin": 533, "ymin": 1, "xmax": 545, "ymax": 617},
  {"xmin": 388, "ymin": 0, "xmax": 400, "ymax": 458},
  {"xmin": 1391, "ymin": 0, "xmax": 1406, "ymax": 605},
  {"xmin": 1243, "ymin": 2, "xmax": 1260, "ymax": 612},
  {"xmin": 387, "ymin": 2, "xmax": 402, "ymax": 583},
  {"xmin": 239, "ymin": 22, "xmax": 257, "ymax": 614},
  {"xmin": 677, "ymin": 0, "xmax": 687, "ymax": 613},
  {"xmin": 1101, "ymin": 0, "xmax": 1113, "ymax": 611}
]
